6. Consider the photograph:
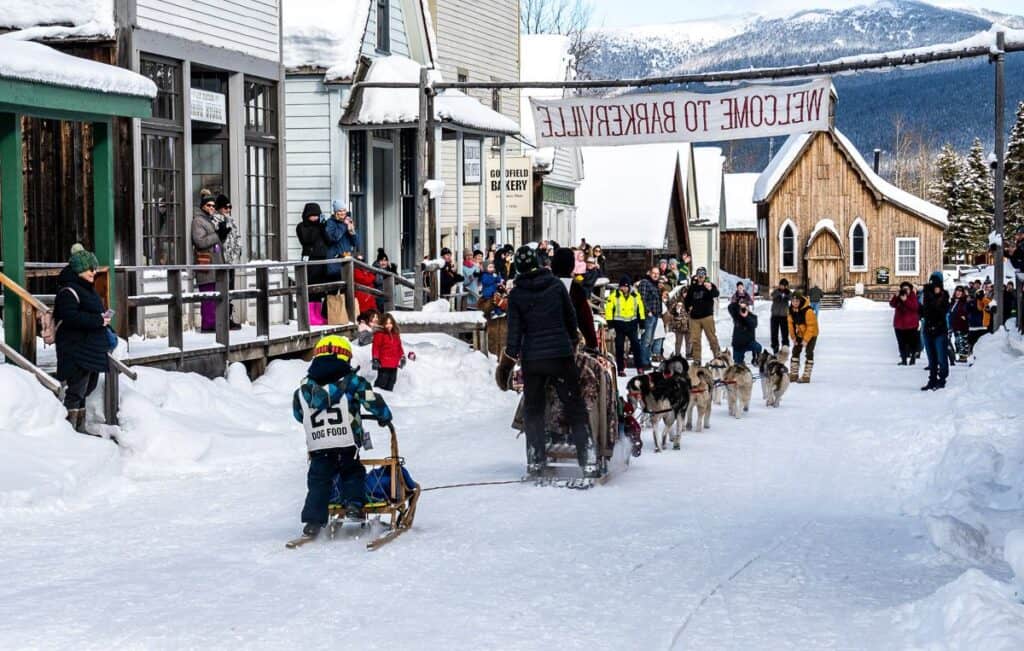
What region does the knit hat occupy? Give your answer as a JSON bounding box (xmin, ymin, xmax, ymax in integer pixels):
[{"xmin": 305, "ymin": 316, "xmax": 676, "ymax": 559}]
[
  {"xmin": 376, "ymin": 248, "xmax": 389, "ymax": 263},
  {"xmin": 331, "ymin": 200, "xmax": 347, "ymax": 213},
  {"xmin": 441, "ymin": 247, "xmax": 452, "ymax": 257},
  {"xmin": 200, "ymin": 194, "xmax": 216, "ymax": 208},
  {"xmin": 551, "ymin": 247, "xmax": 575, "ymax": 278},
  {"xmin": 619, "ymin": 275, "xmax": 632, "ymax": 287},
  {"xmin": 214, "ymin": 194, "xmax": 231, "ymax": 210},
  {"xmin": 514, "ymin": 245, "xmax": 539, "ymax": 273},
  {"xmin": 69, "ymin": 243, "xmax": 99, "ymax": 274},
  {"xmin": 301, "ymin": 202, "xmax": 322, "ymax": 220},
  {"xmin": 792, "ymin": 291, "xmax": 804, "ymax": 301},
  {"xmin": 929, "ymin": 271, "xmax": 944, "ymax": 285}
]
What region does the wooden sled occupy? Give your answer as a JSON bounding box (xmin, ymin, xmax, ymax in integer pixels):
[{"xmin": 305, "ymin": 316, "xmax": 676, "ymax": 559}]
[{"xmin": 327, "ymin": 421, "xmax": 420, "ymax": 551}]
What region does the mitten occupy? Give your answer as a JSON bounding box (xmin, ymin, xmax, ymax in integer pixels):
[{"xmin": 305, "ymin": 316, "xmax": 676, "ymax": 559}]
[
  {"xmin": 495, "ymin": 349, "xmax": 517, "ymax": 391},
  {"xmin": 399, "ymin": 357, "xmax": 407, "ymax": 368},
  {"xmin": 372, "ymin": 359, "xmax": 381, "ymax": 371}
]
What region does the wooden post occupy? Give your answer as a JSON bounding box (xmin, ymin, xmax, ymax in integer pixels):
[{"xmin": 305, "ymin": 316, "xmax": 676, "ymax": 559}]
[
  {"xmin": 342, "ymin": 258, "xmax": 356, "ymax": 324},
  {"xmin": 115, "ymin": 268, "xmax": 130, "ymax": 338},
  {"xmin": 456, "ymin": 131, "xmax": 465, "ymax": 258},
  {"xmin": 167, "ymin": 269, "xmax": 184, "ymax": 351},
  {"xmin": 383, "ymin": 273, "xmax": 395, "ymax": 311},
  {"xmin": 20, "ymin": 301, "xmax": 37, "ymax": 365},
  {"xmin": 414, "ymin": 68, "xmax": 429, "ymax": 310},
  {"xmin": 215, "ymin": 268, "xmax": 231, "ymax": 350},
  {"xmin": 992, "ymin": 31, "xmax": 1007, "ymax": 330},
  {"xmin": 92, "ymin": 121, "xmax": 117, "ymax": 326},
  {"xmin": 1, "ymin": 112, "xmax": 24, "ymax": 354},
  {"xmin": 104, "ymin": 355, "xmax": 119, "ymax": 426},
  {"xmin": 499, "ymin": 136, "xmax": 507, "ymax": 246},
  {"xmin": 478, "ymin": 137, "xmax": 487, "ymax": 252},
  {"xmin": 255, "ymin": 266, "xmax": 270, "ymax": 338},
  {"xmin": 295, "ymin": 264, "xmax": 310, "ymax": 332}
]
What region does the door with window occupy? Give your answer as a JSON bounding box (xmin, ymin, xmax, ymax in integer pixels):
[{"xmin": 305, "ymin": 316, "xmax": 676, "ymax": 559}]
[{"xmin": 805, "ymin": 230, "xmax": 844, "ymax": 293}]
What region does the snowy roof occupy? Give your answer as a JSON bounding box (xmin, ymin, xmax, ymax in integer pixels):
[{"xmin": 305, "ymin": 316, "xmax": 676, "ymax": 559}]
[
  {"xmin": 753, "ymin": 129, "xmax": 948, "ymax": 227},
  {"xmin": 519, "ymin": 34, "xmax": 574, "ymax": 170},
  {"xmin": 694, "ymin": 147, "xmax": 725, "ymax": 224},
  {"xmin": 282, "ymin": 0, "xmax": 371, "ymax": 80},
  {"xmin": 0, "ymin": 0, "xmax": 114, "ymax": 40},
  {"xmin": 345, "ymin": 55, "xmax": 519, "ymax": 135},
  {"xmin": 576, "ymin": 144, "xmax": 689, "ymax": 249},
  {"xmin": 0, "ymin": 38, "xmax": 156, "ymax": 97},
  {"xmin": 723, "ymin": 173, "xmax": 759, "ymax": 231},
  {"xmin": 806, "ymin": 218, "xmax": 841, "ymax": 250}
]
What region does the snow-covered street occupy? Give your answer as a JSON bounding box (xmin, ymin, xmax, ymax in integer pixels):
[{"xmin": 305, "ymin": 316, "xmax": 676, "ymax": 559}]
[{"xmin": 2, "ymin": 304, "xmax": 1023, "ymax": 649}]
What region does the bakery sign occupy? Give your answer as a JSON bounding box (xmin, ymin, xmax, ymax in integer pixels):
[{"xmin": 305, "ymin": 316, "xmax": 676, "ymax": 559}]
[
  {"xmin": 530, "ymin": 78, "xmax": 832, "ymax": 147},
  {"xmin": 486, "ymin": 155, "xmax": 533, "ymax": 219},
  {"xmin": 190, "ymin": 89, "xmax": 227, "ymax": 125}
]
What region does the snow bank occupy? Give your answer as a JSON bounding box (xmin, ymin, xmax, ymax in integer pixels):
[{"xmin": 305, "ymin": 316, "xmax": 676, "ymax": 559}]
[
  {"xmin": 0, "ymin": 366, "xmax": 120, "ymax": 509},
  {"xmin": 895, "ymin": 569, "xmax": 1024, "ymax": 651},
  {"xmin": 0, "ymin": 38, "xmax": 156, "ymax": 98},
  {"xmin": 916, "ymin": 334, "xmax": 1024, "ymax": 564},
  {"xmin": 842, "ymin": 296, "xmax": 888, "ymax": 311}
]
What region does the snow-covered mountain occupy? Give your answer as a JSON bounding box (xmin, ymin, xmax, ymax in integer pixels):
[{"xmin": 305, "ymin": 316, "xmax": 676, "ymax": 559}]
[{"xmin": 582, "ymin": 0, "xmax": 1024, "ymax": 170}]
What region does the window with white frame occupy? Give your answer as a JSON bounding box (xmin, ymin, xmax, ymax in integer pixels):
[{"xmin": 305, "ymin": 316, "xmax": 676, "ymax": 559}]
[
  {"xmin": 895, "ymin": 237, "xmax": 919, "ymax": 276},
  {"xmin": 376, "ymin": 0, "xmax": 391, "ymax": 53},
  {"xmin": 757, "ymin": 217, "xmax": 767, "ymax": 272},
  {"xmin": 849, "ymin": 219, "xmax": 867, "ymax": 271},
  {"xmin": 779, "ymin": 219, "xmax": 797, "ymax": 272}
]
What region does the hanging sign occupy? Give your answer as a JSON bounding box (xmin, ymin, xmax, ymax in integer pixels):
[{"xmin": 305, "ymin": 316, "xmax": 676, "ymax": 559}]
[
  {"xmin": 463, "ymin": 139, "xmax": 482, "ymax": 185},
  {"xmin": 876, "ymin": 267, "xmax": 890, "ymax": 285},
  {"xmin": 486, "ymin": 155, "xmax": 533, "ymax": 219},
  {"xmin": 190, "ymin": 89, "xmax": 227, "ymax": 125},
  {"xmin": 530, "ymin": 78, "xmax": 832, "ymax": 147}
]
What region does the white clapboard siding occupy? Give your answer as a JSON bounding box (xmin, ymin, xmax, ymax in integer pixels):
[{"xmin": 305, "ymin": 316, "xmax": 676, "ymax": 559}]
[
  {"xmin": 285, "ymin": 77, "xmax": 334, "ymax": 261},
  {"xmin": 547, "ymin": 146, "xmax": 582, "ymax": 190},
  {"xmin": 362, "ymin": 0, "xmax": 411, "ymax": 58},
  {"xmin": 433, "ymin": 0, "xmax": 520, "ymax": 237},
  {"xmin": 135, "ymin": 0, "xmax": 280, "ymax": 62}
]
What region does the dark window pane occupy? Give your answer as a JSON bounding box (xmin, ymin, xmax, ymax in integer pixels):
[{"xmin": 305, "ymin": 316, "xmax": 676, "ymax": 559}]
[
  {"xmin": 140, "ymin": 58, "xmax": 181, "ymax": 123},
  {"xmin": 377, "ymin": 0, "xmax": 390, "ymax": 52},
  {"xmin": 141, "ymin": 132, "xmax": 182, "ymax": 264},
  {"xmin": 246, "ymin": 144, "xmax": 278, "ymax": 259}
]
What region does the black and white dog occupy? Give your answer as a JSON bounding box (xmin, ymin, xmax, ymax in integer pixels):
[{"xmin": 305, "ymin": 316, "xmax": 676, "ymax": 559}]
[
  {"xmin": 757, "ymin": 347, "xmax": 791, "ymax": 408},
  {"xmin": 625, "ymin": 355, "xmax": 691, "ymax": 452}
]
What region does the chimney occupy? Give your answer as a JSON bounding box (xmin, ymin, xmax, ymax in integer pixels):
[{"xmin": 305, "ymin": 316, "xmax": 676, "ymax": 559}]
[{"xmin": 873, "ymin": 149, "xmax": 881, "ymax": 174}]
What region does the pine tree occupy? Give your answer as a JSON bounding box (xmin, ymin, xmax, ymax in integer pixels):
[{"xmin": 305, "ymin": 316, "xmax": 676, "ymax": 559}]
[
  {"xmin": 930, "ymin": 144, "xmax": 967, "ymax": 262},
  {"xmin": 1004, "ymin": 100, "xmax": 1024, "ymax": 237},
  {"xmin": 959, "ymin": 138, "xmax": 994, "ymax": 258}
]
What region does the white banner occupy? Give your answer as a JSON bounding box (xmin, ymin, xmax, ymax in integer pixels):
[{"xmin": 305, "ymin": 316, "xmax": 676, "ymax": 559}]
[{"xmin": 530, "ymin": 78, "xmax": 832, "ymax": 147}]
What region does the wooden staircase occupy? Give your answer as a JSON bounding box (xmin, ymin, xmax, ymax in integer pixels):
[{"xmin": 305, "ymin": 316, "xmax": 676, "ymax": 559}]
[{"xmin": 818, "ymin": 294, "xmax": 844, "ymax": 310}]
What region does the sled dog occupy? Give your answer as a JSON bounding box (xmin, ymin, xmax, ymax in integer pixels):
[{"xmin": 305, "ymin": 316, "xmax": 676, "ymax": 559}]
[
  {"xmin": 626, "ymin": 357, "xmax": 690, "ymax": 452},
  {"xmin": 722, "ymin": 364, "xmax": 754, "ymax": 418},
  {"xmin": 685, "ymin": 365, "xmax": 714, "ymax": 432},
  {"xmin": 706, "ymin": 350, "xmax": 732, "ymax": 406},
  {"xmin": 758, "ymin": 347, "xmax": 791, "ymax": 408}
]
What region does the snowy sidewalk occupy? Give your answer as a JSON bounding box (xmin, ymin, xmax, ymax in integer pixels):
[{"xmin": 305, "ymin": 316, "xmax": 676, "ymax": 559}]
[{"xmin": 1, "ymin": 312, "xmax": 1021, "ymax": 649}]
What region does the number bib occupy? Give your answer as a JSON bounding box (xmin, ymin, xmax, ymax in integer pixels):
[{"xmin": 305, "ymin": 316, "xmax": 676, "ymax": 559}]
[{"xmin": 300, "ymin": 389, "xmax": 356, "ymax": 452}]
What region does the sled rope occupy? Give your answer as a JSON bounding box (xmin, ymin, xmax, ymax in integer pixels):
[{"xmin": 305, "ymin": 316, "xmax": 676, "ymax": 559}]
[{"xmin": 421, "ymin": 479, "xmax": 527, "ymax": 492}]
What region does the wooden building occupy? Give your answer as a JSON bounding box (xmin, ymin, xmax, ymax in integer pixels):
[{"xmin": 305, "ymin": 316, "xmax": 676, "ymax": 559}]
[
  {"xmin": 692, "ymin": 147, "xmax": 724, "ymax": 286},
  {"xmin": 721, "ymin": 172, "xmax": 759, "ymax": 283},
  {"xmin": 1, "ymin": 1, "xmax": 287, "ymax": 273},
  {"xmin": 576, "ymin": 144, "xmax": 696, "ymax": 283},
  {"xmin": 752, "ymin": 128, "xmax": 948, "ymax": 298}
]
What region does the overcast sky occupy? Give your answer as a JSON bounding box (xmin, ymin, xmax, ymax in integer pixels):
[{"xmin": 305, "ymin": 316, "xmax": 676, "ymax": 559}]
[{"xmin": 595, "ymin": 0, "xmax": 1023, "ymax": 29}]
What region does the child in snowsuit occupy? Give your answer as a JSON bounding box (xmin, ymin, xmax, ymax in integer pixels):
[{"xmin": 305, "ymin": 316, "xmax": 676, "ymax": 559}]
[
  {"xmin": 372, "ymin": 313, "xmax": 405, "ymax": 391},
  {"xmin": 293, "ymin": 335, "xmax": 392, "ymax": 539},
  {"xmin": 479, "ymin": 262, "xmax": 505, "ymax": 316},
  {"xmin": 788, "ymin": 292, "xmax": 819, "ymax": 383}
]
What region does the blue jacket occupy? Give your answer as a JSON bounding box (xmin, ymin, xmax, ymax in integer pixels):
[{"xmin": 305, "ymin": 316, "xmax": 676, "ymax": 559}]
[
  {"xmin": 292, "ymin": 357, "xmax": 391, "ymax": 449},
  {"xmin": 481, "ymin": 272, "xmax": 501, "ymax": 299},
  {"xmin": 324, "ymin": 219, "xmax": 361, "ymax": 275}
]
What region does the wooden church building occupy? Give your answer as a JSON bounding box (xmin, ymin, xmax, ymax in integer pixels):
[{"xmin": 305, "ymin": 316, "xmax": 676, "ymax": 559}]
[{"xmin": 751, "ymin": 128, "xmax": 947, "ymax": 298}]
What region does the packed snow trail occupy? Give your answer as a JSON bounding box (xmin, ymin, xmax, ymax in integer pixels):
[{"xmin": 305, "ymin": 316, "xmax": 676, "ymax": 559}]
[{"xmin": 0, "ymin": 307, "xmax": 1010, "ymax": 649}]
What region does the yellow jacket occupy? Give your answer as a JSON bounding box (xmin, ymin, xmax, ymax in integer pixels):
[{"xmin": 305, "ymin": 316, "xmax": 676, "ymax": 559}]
[
  {"xmin": 788, "ymin": 296, "xmax": 819, "ymax": 341},
  {"xmin": 605, "ymin": 289, "xmax": 646, "ymax": 322}
]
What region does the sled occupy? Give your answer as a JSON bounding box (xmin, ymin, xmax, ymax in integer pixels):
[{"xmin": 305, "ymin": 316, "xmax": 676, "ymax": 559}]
[{"xmin": 328, "ymin": 420, "xmax": 421, "ymax": 551}]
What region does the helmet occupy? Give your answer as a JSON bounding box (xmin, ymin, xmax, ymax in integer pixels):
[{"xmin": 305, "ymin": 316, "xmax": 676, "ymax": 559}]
[{"xmin": 313, "ymin": 335, "xmax": 353, "ymax": 362}]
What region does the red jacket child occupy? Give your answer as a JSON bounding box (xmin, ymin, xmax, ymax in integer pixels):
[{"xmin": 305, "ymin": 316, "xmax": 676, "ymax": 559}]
[{"xmin": 372, "ymin": 328, "xmax": 405, "ymax": 369}]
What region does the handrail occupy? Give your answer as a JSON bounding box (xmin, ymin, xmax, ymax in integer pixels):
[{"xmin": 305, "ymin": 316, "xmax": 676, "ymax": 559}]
[
  {"xmin": 0, "ymin": 271, "xmax": 50, "ymax": 313},
  {"xmin": 0, "ymin": 340, "xmax": 61, "ymax": 395}
]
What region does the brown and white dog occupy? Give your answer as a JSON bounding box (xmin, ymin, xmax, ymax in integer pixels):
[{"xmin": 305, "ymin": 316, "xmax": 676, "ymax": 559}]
[
  {"xmin": 757, "ymin": 347, "xmax": 791, "ymax": 408},
  {"xmin": 625, "ymin": 356, "xmax": 690, "ymax": 452},
  {"xmin": 722, "ymin": 363, "xmax": 754, "ymax": 418},
  {"xmin": 705, "ymin": 349, "xmax": 732, "ymax": 406},
  {"xmin": 685, "ymin": 365, "xmax": 714, "ymax": 432}
]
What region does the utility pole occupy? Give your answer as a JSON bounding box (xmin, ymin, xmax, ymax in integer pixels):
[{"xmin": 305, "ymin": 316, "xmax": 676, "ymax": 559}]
[
  {"xmin": 993, "ymin": 31, "xmax": 1007, "ymax": 329},
  {"xmin": 414, "ymin": 67, "xmax": 432, "ymax": 309}
]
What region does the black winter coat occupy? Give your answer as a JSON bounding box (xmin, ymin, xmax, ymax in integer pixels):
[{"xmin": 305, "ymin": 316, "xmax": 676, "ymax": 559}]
[
  {"xmin": 683, "ymin": 280, "xmax": 719, "ymax": 320},
  {"xmin": 727, "ymin": 302, "xmax": 758, "ymax": 348},
  {"xmin": 920, "ymin": 286, "xmax": 950, "ymax": 336},
  {"xmin": 53, "ymin": 266, "xmax": 109, "ymax": 379},
  {"xmin": 296, "ymin": 219, "xmax": 330, "ymax": 287},
  {"xmin": 505, "ymin": 269, "xmax": 577, "ymax": 361}
]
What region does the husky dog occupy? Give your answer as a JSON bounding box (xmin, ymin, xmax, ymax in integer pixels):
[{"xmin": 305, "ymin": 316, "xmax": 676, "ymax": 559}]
[
  {"xmin": 722, "ymin": 364, "xmax": 754, "ymax": 418},
  {"xmin": 705, "ymin": 349, "xmax": 732, "ymax": 405},
  {"xmin": 758, "ymin": 347, "xmax": 791, "ymax": 408},
  {"xmin": 685, "ymin": 365, "xmax": 714, "ymax": 432},
  {"xmin": 626, "ymin": 357, "xmax": 690, "ymax": 452}
]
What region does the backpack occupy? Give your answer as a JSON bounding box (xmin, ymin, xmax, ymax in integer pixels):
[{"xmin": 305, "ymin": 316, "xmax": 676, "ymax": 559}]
[{"xmin": 41, "ymin": 287, "xmax": 79, "ymax": 346}]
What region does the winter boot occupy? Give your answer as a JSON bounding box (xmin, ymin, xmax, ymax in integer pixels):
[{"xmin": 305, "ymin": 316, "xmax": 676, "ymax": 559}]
[
  {"xmin": 789, "ymin": 356, "xmax": 800, "ymax": 383},
  {"xmin": 344, "ymin": 503, "xmax": 365, "ymax": 523},
  {"xmin": 526, "ymin": 445, "xmax": 547, "ymax": 477},
  {"xmin": 798, "ymin": 359, "xmax": 814, "ymax": 384},
  {"xmin": 66, "ymin": 408, "xmax": 86, "ymax": 433},
  {"xmin": 302, "ymin": 522, "xmax": 322, "ymax": 538}
]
